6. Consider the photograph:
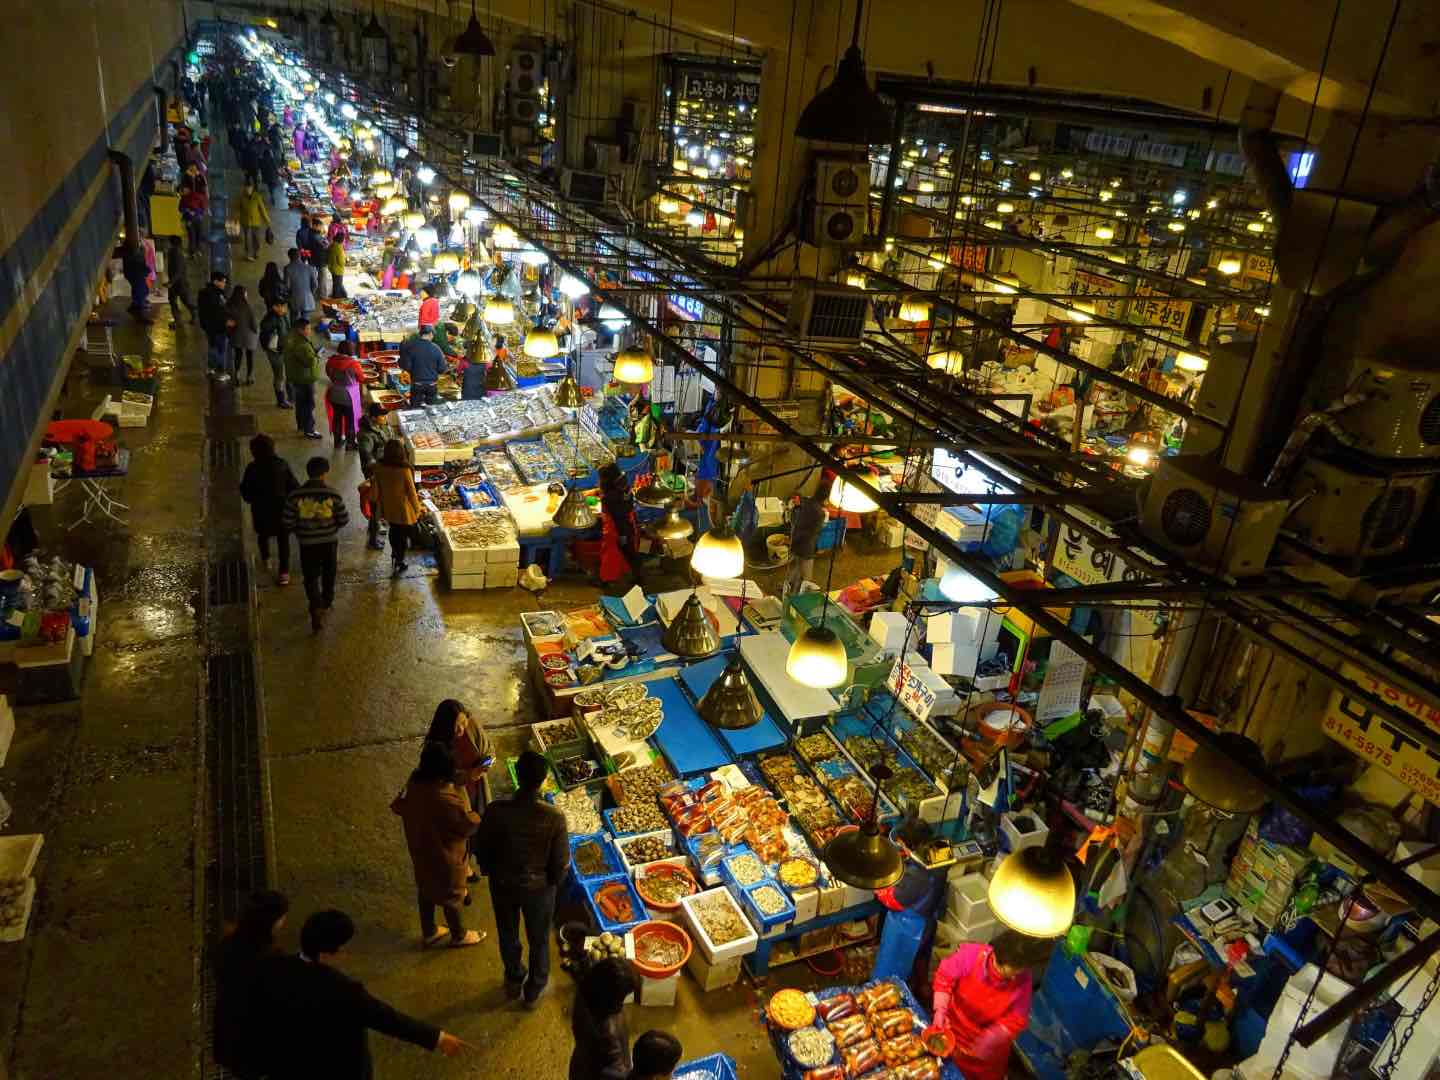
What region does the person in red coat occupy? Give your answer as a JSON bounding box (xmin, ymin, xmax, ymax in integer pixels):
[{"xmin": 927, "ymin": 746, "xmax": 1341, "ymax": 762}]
[
  {"xmin": 417, "ymin": 286, "xmax": 440, "ymax": 330},
  {"xmin": 324, "ymin": 342, "xmax": 365, "ymax": 451},
  {"xmin": 597, "ymin": 463, "xmax": 637, "ymax": 587},
  {"xmin": 931, "ymin": 933, "xmax": 1051, "ymax": 1080}
]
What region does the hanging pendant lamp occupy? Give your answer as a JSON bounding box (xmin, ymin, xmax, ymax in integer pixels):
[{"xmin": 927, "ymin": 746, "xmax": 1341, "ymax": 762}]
[
  {"xmin": 523, "ymin": 328, "xmax": 560, "ymax": 358},
  {"xmin": 795, "ymin": 0, "xmax": 894, "ymax": 145},
  {"xmin": 455, "ymin": 269, "xmax": 483, "ymax": 298},
  {"xmin": 786, "ymin": 625, "xmax": 848, "ymax": 689},
  {"xmin": 829, "ymin": 471, "xmax": 878, "ymax": 513},
  {"xmin": 483, "ymin": 297, "xmax": 515, "ymax": 325},
  {"xmin": 1182, "ymin": 732, "xmax": 1268, "ymax": 813},
  {"xmin": 698, "ymin": 653, "xmax": 762, "ymax": 730},
  {"xmin": 822, "ymin": 765, "xmax": 904, "ymax": 888},
  {"xmin": 552, "ymin": 485, "xmax": 595, "ymax": 529},
  {"xmin": 452, "ymin": 0, "xmax": 496, "ymax": 56},
  {"xmin": 663, "ymin": 592, "xmax": 721, "ymax": 658},
  {"xmin": 361, "ymin": 2, "xmax": 387, "ymax": 38},
  {"xmin": 987, "ymin": 847, "xmax": 1075, "ymax": 938},
  {"xmin": 554, "ymin": 374, "xmax": 583, "ymax": 408},
  {"xmin": 939, "ymin": 563, "xmax": 998, "ymax": 604},
  {"xmin": 432, "ymin": 251, "xmax": 462, "ymax": 273},
  {"xmin": 613, "ymin": 344, "xmax": 655, "ymax": 384},
  {"xmin": 690, "ymin": 522, "xmax": 744, "ymax": 578},
  {"xmin": 484, "ymin": 358, "xmax": 517, "ymax": 392},
  {"xmin": 653, "ymin": 499, "xmax": 694, "ymax": 541}
]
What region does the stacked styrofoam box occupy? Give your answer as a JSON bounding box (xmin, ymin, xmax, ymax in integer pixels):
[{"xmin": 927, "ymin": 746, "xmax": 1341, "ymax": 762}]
[
  {"xmin": 754, "ymin": 496, "xmax": 785, "ymax": 528},
  {"xmin": 926, "ymin": 606, "xmax": 1004, "ymax": 677},
  {"xmin": 868, "ymin": 610, "xmax": 909, "ymax": 652},
  {"xmin": 898, "ymin": 651, "xmax": 961, "ymax": 718},
  {"xmin": 999, "ymin": 810, "xmax": 1049, "ymax": 854},
  {"xmin": 440, "ymin": 508, "xmax": 520, "ymax": 590},
  {"xmin": 0, "ymin": 834, "xmax": 44, "ymax": 943},
  {"xmin": 942, "ymin": 872, "xmax": 997, "ymax": 943}
]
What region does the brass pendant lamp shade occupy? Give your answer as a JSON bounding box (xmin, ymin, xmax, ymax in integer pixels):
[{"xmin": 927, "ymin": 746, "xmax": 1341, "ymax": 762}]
[
  {"xmin": 613, "ymin": 346, "xmax": 655, "ymax": 384},
  {"xmin": 690, "ymin": 522, "xmax": 744, "ymax": 578},
  {"xmin": 698, "ymin": 653, "xmax": 762, "ymax": 730},
  {"xmin": 523, "ymin": 328, "xmax": 561, "ymax": 358},
  {"xmin": 663, "ymin": 592, "xmax": 720, "ymax": 658},
  {"xmin": 554, "ymin": 373, "xmax": 583, "ymax": 408},
  {"xmin": 794, "ymin": 0, "xmax": 893, "ymax": 145},
  {"xmin": 786, "ymin": 625, "xmax": 849, "ymax": 689},
  {"xmin": 1182, "ymin": 732, "xmax": 1268, "ymax": 813},
  {"xmin": 988, "ymin": 847, "xmax": 1075, "ymax": 938},
  {"xmin": 552, "ymin": 486, "xmax": 595, "ymax": 529},
  {"xmin": 484, "ymin": 359, "xmax": 517, "ymax": 392},
  {"xmin": 653, "ymin": 499, "xmax": 694, "ymax": 541},
  {"xmin": 453, "ymin": 0, "xmax": 496, "ymax": 56},
  {"xmin": 822, "ymin": 765, "xmax": 903, "ymax": 888}
]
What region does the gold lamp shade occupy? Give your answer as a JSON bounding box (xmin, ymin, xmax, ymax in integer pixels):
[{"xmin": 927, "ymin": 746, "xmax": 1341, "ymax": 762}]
[
  {"xmin": 697, "ymin": 653, "xmax": 762, "ymax": 730},
  {"xmin": 1182, "ymin": 732, "xmax": 1267, "ymax": 813},
  {"xmin": 988, "ymin": 847, "xmax": 1076, "ymax": 938},
  {"xmin": 554, "ymin": 374, "xmax": 583, "ymax": 408},
  {"xmin": 523, "ymin": 328, "xmax": 560, "ymax": 358},
  {"xmin": 898, "ymin": 295, "xmax": 931, "ymax": 322},
  {"xmin": 823, "ymin": 819, "xmax": 904, "ymax": 890},
  {"xmin": 786, "ymin": 626, "xmax": 848, "ymax": 689},
  {"xmin": 382, "ymin": 196, "xmax": 408, "ymax": 216},
  {"xmin": 663, "ymin": 592, "xmax": 720, "ymax": 658},
  {"xmin": 552, "ymin": 486, "xmax": 595, "ymax": 529},
  {"xmin": 432, "ymin": 251, "xmax": 461, "ymax": 273},
  {"xmin": 483, "ymin": 297, "xmax": 515, "ymax": 325},
  {"xmin": 927, "ymin": 349, "xmax": 965, "ymax": 375},
  {"xmin": 402, "ymin": 209, "xmax": 427, "ymax": 231},
  {"xmin": 690, "ymin": 524, "xmax": 744, "ymax": 578},
  {"xmin": 484, "ymin": 359, "xmax": 517, "ymax": 392},
  {"xmin": 448, "ymin": 190, "xmax": 471, "ymax": 213},
  {"xmin": 613, "ymin": 346, "xmax": 655, "ymax": 384},
  {"xmin": 653, "ymin": 500, "xmax": 694, "ymax": 541},
  {"xmin": 829, "ymin": 472, "xmax": 878, "ymax": 513}
]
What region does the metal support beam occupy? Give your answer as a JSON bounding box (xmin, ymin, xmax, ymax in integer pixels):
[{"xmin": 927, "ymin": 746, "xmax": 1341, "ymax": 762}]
[{"xmin": 1293, "ymin": 931, "xmax": 1440, "ymax": 1048}]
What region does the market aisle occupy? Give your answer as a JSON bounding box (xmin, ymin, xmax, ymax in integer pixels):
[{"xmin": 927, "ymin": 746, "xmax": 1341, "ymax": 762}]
[{"xmin": 0, "ymin": 271, "xmax": 212, "ymax": 1072}]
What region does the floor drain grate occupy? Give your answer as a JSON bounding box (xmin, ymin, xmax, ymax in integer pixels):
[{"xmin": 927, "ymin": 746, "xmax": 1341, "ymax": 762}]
[
  {"xmin": 207, "ymin": 560, "xmax": 249, "ymax": 607},
  {"xmin": 204, "ymin": 651, "xmax": 267, "ymax": 929},
  {"xmin": 209, "ymin": 438, "xmax": 239, "ymax": 473}
]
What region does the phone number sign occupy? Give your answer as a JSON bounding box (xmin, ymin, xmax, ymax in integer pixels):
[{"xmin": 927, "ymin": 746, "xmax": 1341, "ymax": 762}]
[{"xmin": 1323, "ymin": 662, "xmax": 1440, "ymax": 805}]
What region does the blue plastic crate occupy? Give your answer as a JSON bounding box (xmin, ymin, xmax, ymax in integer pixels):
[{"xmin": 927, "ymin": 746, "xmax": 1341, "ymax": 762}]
[
  {"xmin": 457, "ymin": 481, "xmax": 500, "ymax": 510},
  {"xmin": 582, "ymin": 872, "xmax": 648, "ymax": 935},
  {"xmin": 740, "ymin": 879, "xmax": 795, "ymax": 933},
  {"xmin": 815, "ymin": 517, "xmax": 846, "ymax": 553},
  {"xmin": 718, "ymin": 848, "xmax": 767, "ymax": 895},
  {"xmin": 603, "ymin": 803, "xmax": 666, "ymax": 838},
  {"xmin": 569, "ymin": 833, "xmax": 622, "ymax": 881},
  {"xmin": 673, "ymin": 1052, "xmax": 739, "ymax": 1080}
]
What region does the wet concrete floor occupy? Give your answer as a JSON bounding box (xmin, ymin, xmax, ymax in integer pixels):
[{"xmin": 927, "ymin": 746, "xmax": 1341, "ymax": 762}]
[{"xmin": 0, "ymin": 161, "xmax": 903, "ymax": 1079}]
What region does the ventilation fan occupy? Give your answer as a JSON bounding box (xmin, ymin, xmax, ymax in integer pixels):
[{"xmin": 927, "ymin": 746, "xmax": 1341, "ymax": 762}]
[
  {"xmin": 508, "ymin": 49, "xmax": 541, "ymax": 94},
  {"xmin": 787, "ymin": 281, "xmax": 869, "ymax": 344},
  {"xmin": 1286, "ymin": 456, "xmax": 1436, "ymax": 558},
  {"xmin": 1139, "ymin": 455, "xmax": 1289, "ymax": 576},
  {"xmin": 812, "ymin": 156, "xmax": 870, "ymax": 248}
]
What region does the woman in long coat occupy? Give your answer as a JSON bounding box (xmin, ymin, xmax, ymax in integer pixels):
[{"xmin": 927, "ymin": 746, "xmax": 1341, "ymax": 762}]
[{"xmin": 391, "ymin": 742, "xmax": 484, "ymax": 948}]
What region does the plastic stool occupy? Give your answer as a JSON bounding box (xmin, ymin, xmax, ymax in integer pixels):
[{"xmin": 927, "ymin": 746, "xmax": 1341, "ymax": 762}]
[{"xmin": 518, "ymin": 537, "xmax": 555, "ymax": 572}]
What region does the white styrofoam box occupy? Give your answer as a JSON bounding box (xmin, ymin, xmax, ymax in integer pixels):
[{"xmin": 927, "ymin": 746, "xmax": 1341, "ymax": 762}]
[
  {"xmin": 946, "ymin": 908, "xmax": 999, "ymax": 944},
  {"xmin": 999, "ymin": 810, "xmax": 1049, "ymax": 854},
  {"xmin": 447, "ymin": 566, "xmax": 487, "ymax": 590},
  {"xmin": 930, "ymin": 642, "xmax": 980, "ymax": 678},
  {"xmin": 841, "ymin": 883, "xmax": 873, "ymax": 910},
  {"xmin": 614, "ymin": 829, "xmax": 677, "ymax": 875},
  {"xmin": 877, "ymin": 519, "xmax": 904, "ymax": 549},
  {"xmin": 486, "ymin": 564, "xmax": 519, "ymax": 588},
  {"xmin": 686, "ymin": 948, "xmax": 742, "ymax": 991},
  {"xmin": 679, "ymin": 887, "xmax": 759, "ymax": 963},
  {"xmin": 637, "ymin": 970, "xmax": 680, "ymax": 1006},
  {"xmin": 817, "ymin": 879, "xmax": 845, "ymax": 917},
  {"xmin": 485, "ymin": 540, "xmax": 520, "ymax": 565},
  {"xmin": 790, "ymin": 885, "xmax": 819, "ymax": 926},
  {"xmin": 445, "ymin": 541, "xmax": 489, "ymax": 573},
  {"xmin": 947, "ymin": 873, "xmax": 990, "ymax": 925},
  {"xmin": 925, "ymin": 612, "xmax": 959, "ymax": 644},
  {"xmin": 0, "ymin": 694, "xmax": 12, "ymax": 768},
  {"xmin": 869, "ymin": 611, "xmax": 909, "ymax": 650},
  {"xmin": 1250, "ymin": 965, "xmax": 1354, "ymax": 1080},
  {"xmin": 754, "ymin": 496, "xmax": 784, "ymax": 527}
]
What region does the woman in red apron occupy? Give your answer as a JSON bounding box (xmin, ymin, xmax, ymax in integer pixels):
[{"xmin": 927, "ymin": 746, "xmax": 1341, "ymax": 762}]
[{"xmin": 931, "ymin": 933, "xmax": 1051, "ymax": 1080}]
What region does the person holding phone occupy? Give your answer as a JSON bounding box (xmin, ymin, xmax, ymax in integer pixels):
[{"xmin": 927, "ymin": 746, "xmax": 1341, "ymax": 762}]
[{"xmin": 424, "ymin": 700, "xmax": 493, "ymax": 879}]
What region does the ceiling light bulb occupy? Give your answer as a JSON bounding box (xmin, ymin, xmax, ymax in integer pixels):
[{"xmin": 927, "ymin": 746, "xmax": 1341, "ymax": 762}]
[
  {"xmin": 483, "ymin": 297, "xmax": 515, "ymax": 325},
  {"xmin": 926, "ymin": 349, "xmax": 965, "ymax": 375},
  {"xmin": 1176, "ymin": 352, "xmax": 1208, "ymax": 373},
  {"xmin": 402, "ymin": 209, "xmax": 426, "ymax": 231},
  {"xmin": 1126, "ymin": 444, "xmax": 1155, "ymax": 466},
  {"xmin": 785, "ymin": 626, "xmax": 848, "ymax": 689},
  {"xmin": 432, "ymin": 251, "xmax": 461, "ymax": 273},
  {"xmin": 1094, "ymin": 224, "xmax": 1114, "ymax": 240},
  {"xmin": 1217, "ymin": 256, "xmax": 1243, "ymax": 275},
  {"xmin": 657, "ymin": 197, "xmax": 681, "ymax": 215},
  {"xmin": 1247, "ymin": 221, "xmax": 1266, "ymax": 233},
  {"xmin": 448, "ymin": 191, "xmax": 471, "ymax": 213},
  {"xmin": 523, "ymin": 328, "xmax": 560, "ymax": 358},
  {"xmin": 1098, "ymin": 190, "xmax": 1113, "ymax": 202},
  {"xmin": 415, "ymin": 165, "xmax": 436, "ymax": 185},
  {"xmin": 613, "ymin": 346, "xmax": 655, "ymax": 384},
  {"xmin": 898, "ymin": 296, "xmax": 931, "ymax": 322},
  {"xmin": 690, "ymin": 525, "xmax": 744, "ymax": 578},
  {"xmin": 1028, "ymin": 170, "xmax": 1042, "ymax": 182},
  {"xmin": 829, "ymin": 472, "xmax": 878, "ymax": 513},
  {"xmin": 996, "ymin": 201, "xmax": 1015, "ymax": 214},
  {"xmin": 382, "ymin": 196, "xmax": 407, "ymax": 216},
  {"xmin": 959, "ymin": 195, "xmax": 974, "ymax": 206}
]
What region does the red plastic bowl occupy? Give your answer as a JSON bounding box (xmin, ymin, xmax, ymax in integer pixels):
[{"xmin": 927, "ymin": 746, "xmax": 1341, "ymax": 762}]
[{"xmin": 629, "ymin": 919, "xmax": 693, "ymax": 978}]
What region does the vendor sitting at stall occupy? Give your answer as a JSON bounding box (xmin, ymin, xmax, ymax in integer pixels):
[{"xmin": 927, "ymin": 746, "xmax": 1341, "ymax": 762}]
[
  {"xmin": 598, "ymin": 462, "xmax": 639, "ymax": 589},
  {"xmin": 931, "ymin": 932, "xmax": 1052, "ymax": 1080}
]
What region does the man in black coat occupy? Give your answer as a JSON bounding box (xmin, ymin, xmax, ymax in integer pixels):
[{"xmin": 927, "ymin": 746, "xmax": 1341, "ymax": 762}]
[
  {"xmin": 197, "ymin": 270, "xmax": 232, "ymax": 376},
  {"xmin": 252, "ymin": 909, "xmax": 467, "ymax": 1079}
]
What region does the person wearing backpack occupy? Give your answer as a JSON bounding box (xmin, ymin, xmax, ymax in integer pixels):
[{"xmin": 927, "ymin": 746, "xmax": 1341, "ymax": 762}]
[
  {"xmin": 259, "ymin": 298, "xmax": 292, "ymax": 409},
  {"xmin": 240, "ymin": 434, "xmax": 300, "ymax": 585}
]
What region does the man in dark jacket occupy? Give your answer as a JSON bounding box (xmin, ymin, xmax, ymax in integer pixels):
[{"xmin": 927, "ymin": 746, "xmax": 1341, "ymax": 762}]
[
  {"xmin": 785, "ymin": 487, "xmax": 828, "ymax": 597},
  {"xmin": 281, "ymin": 456, "xmax": 350, "ymax": 631},
  {"xmin": 197, "ymin": 270, "xmax": 232, "ymax": 376},
  {"xmin": 253, "ymin": 910, "xmax": 466, "ymax": 1079},
  {"xmin": 399, "ymin": 325, "xmax": 446, "ymax": 406},
  {"xmin": 474, "ymin": 750, "xmax": 568, "ymax": 1007}
]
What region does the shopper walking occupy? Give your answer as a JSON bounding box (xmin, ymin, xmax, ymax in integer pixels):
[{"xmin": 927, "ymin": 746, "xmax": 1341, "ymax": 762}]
[
  {"xmin": 283, "ymin": 319, "xmax": 324, "ymax": 439},
  {"xmin": 568, "ymin": 957, "xmax": 640, "ymax": 1079},
  {"xmin": 258, "ymin": 260, "xmax": 288, "ymax": 309},
  {"xmin": 423, "ymin": 699, "xmax": 493, "ymax": 865},
  {"xmin": 165, "ymin": 237, "xmax": 197, "ymax": 329},
  {"xmin": 227, "ymin": 285, "xmax": 260, "ymax": 385},
  {"xmin": 283, "ymin": 248, "xmax": 318, "ymax": 320},
  {"xmin": 784, "ymin": 486, "xmax": 827, "ymax": 597},
  {"xmin": 327, "ymin": 234, "xmax": 348, "ymax": 299},
  {"xmin": 240, "ymin": 434, "xmax": 299, "ymax": 586},
  {"xmin": 214, "ymin": 890, "xmax": 290, "ymax": 1079},
  {"xmin": 281, "ymin": 456, "xmax": 348, "ymax": 631},
  {"xmin": 355, "ymin": 404, "xmax": 389, "ymax": 551},
  {"xmin": 391, "ymin": 742, "xmax": 485, "ymax": 949},
  {"xmin": 259, "ymin": 298, "xmax": 292, "ymax": 408},
  {"xmin": 235, "ymin": 179, "xmax": 271, "ymax": 261},
  {"xmin": 253, "ymin": 910, "xmax": 468, "ymax": 1079},
  {"xmin": 324, "ymin": 342, "xmax": 364, "ymax": 450},
  {"xmin": 372, "ymin": 440, "xmax": 423, "ymax": 574},
  {"xmin": 198, "ymin": 270, "xmax": 233, "ymax": 377},
  {"xmin": 398, "ymin": 324, "xmax": 445, "ymax": 406},
  {"xmin": 121, "ymin": 241, "xmax": 152, "ymax": 322},
  {"xmin": 475, "ymin": 750, "xmax": 568, "ymax": 1008}
]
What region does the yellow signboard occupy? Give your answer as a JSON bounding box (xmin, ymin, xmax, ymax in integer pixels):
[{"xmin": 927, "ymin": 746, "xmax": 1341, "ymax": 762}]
[
  {"xmin": 1323, "ymin": 662, "xmax": 1440, "ymax": 805},
  {"xmin": 1131, "ymin": 285, "xmax": 1192, "ymax": 335}
]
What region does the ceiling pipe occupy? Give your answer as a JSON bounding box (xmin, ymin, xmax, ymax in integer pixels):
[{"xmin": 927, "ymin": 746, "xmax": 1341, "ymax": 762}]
[
  {"xmin": 108, "ymin": 149, "xmax": 140, "ymax": 254},
  {"xmin": 1238, "ymin": 84, "xmax": 1293, "ymax": 227}
]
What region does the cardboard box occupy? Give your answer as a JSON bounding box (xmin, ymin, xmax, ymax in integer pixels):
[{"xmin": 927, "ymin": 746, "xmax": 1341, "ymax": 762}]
[{"xmin": 686, "ymin": 948, "xmax": 742, "ymax": 991}]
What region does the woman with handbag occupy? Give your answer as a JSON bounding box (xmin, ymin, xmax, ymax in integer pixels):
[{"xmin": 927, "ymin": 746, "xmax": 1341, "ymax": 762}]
[
  {"xmin": 324, "ymin": 342, "xmax": 364, "ymax": 451},
  {"xmin": 372, "ymin": 439, "xmax": 423, "ymax": 575},
  {"xmin": 227, "ymin": 285, "xmax": 260, "ymax": 385},
  {"xmin": 391, "ymin": 742, "xmax": 484, "ymax": 949}
]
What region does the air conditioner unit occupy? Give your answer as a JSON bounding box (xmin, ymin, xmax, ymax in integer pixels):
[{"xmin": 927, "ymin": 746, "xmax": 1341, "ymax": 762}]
[
  {"xmin": 788, "ymin": 281, "xmax": 869, "ymax": 344},
  {"xmin": 508, "ymin": 49, "xmax": 541, "ymax": 94},
  {"xmin": 469, "ymin": 131, "xmax": 503, "ymax": 157},
  {"xmin": 562, "ymin": 168, "xmax": 608, "ymax": 204},
  {"xmin": 1287, "ymin": 456, "xmax": 1437, "ymax": 558},
  {"xmin": 1139, "ymin": 455, "xmax": 1289, "ymax": 576},
  {"xmin": 812, "ymin": 155, "xmax": 870, "ymax": 247},
  {"xmin": 1316, "ymin": 358, "xmax": 1440, "ymax": 460},
  {"xmin": 509, "ymin": 95, "xmax": 541, "ymax": 124}
]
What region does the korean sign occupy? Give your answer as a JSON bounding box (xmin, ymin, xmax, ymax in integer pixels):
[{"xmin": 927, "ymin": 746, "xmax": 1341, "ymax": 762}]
[
  {"xmin": 1072, "ymin": 270, "xmax": 1129, "ymax": 322},
  {"xmin": 1052, "ymin": 510, "xmax": 1154, "ymax": 588},
  {"xmin": 1131, "ymin": 284, "xmax": 1192, "ymax": 335},
  {"xmin": 680, "ymin": 70, "xmax": 760, "ymax": 107},
  {"xmin": 1323, "ymin": 662, "xmax": 1440, "ymax": 805},
  {"xmin": 888, "ymin": 654, "xmax": 939, "ymax": 722}
]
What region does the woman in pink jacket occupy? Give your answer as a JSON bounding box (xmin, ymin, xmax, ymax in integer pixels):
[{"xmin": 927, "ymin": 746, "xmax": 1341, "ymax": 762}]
[{"xmin": 931, "ymin": 933, "xmax": 1051, "ymax": 1080}]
